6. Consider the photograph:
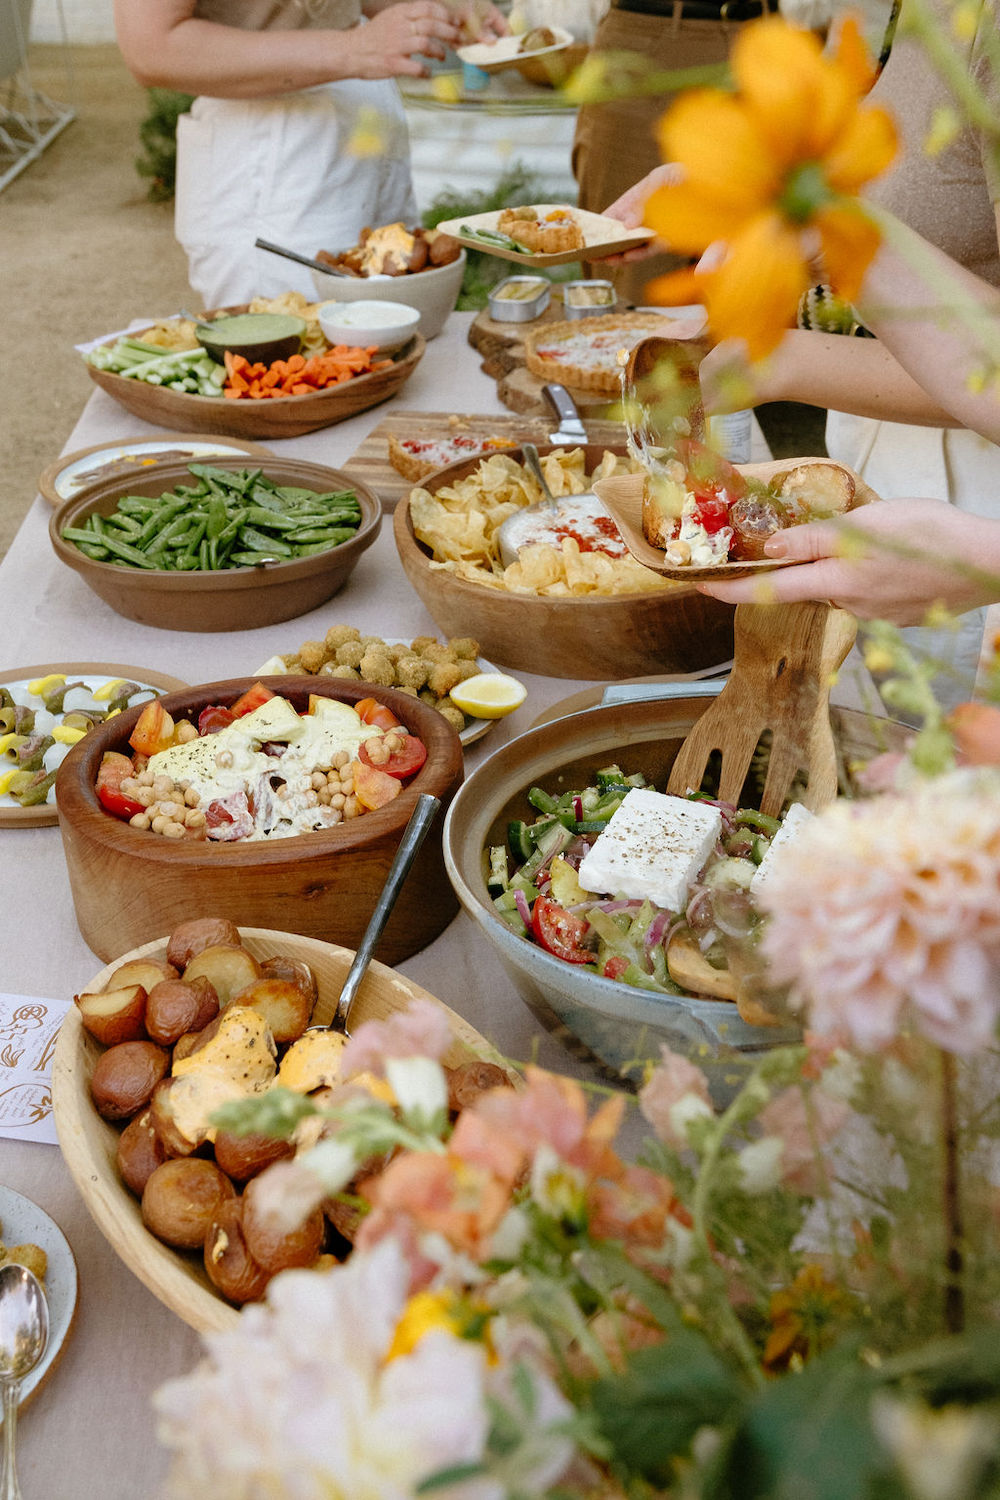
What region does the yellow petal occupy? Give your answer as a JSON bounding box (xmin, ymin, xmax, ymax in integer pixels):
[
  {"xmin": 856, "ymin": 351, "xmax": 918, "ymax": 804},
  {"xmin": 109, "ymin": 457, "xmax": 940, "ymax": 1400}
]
[
  {"xmin": 824, "ymin": 105, "xmax": 898, "ymax": 193},
  {"xmin": 643, "ymin": 265, "xmax": 707, "ymax": 307},
  {"xmin": 733, "ymin": 19, "xmax": 853, "ymax": 163},
  {"xmin": 833, "ymin": 13, "xmax": 878, "ymax": 94},
  {"xmin": 815, "ymin": 202, "xmax": 882, "ymax": 301},
  {"xmin": 702, "ymin": 215, "xmax": 808, "ymax": 360},
  {"xmin": 657, "ymin": 91, "xmax": 781, "ymax": 210},
  {"xmin": 645, "ymin": 181, "xmax": 748, "ymax": 254}
]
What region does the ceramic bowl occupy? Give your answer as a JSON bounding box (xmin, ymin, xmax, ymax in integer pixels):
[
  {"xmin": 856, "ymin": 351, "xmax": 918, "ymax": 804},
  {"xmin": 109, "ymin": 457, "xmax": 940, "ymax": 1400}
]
[
  {"xmin": 51, "ymin": 927, "xmax": 504, "ymax": 1333},
  {"xmin": 55, "ymin": 677, "xmax": 464, "ymax": 965},
  {"xmin": 444, "ymin": 693, "xmax": 912, "ymax": 1099},
  {"xmin": 49, "ymin": 455, "xmax": 381, "ymax": 632},
  {"xmin": 392, "ymin": 444, "xmax": 736, "ymax": 680},
  {"xmin": 310, "ymin": 251, "xmax": 467, "ymax": 341},
  {"xmin": 318, "ymin": 299, "xmax": 421, "ymax": 353},
  {"xmin": 195, "ymin": 312, "xmax": 306, "ymax": 366}
]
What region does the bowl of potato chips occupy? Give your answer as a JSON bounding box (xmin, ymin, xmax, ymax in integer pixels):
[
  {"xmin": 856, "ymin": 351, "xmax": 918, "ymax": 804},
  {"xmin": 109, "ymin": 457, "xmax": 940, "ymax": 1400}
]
[{"xmin": 391, "ymin": 445, "xmax": 736, "ymax": 680}]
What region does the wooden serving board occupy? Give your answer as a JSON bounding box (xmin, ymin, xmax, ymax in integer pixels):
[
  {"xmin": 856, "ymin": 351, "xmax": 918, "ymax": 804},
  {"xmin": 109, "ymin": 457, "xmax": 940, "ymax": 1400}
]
[
  {"xmin": 340, "ymin": 408, "xmax": 630, "ymax": 511},
  {"xmin": 468, "ymin": 301, "xmax": 630, "ymax": 417}
]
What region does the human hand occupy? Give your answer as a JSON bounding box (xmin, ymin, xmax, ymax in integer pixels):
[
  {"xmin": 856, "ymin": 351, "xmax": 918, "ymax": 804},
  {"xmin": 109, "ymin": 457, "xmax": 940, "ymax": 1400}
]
[
  {"xmin": 451, "ymin": 1, "xmax": 507, "ymax": 43},
  {"xmin": 351, "ymin": 2, "xmax": 460, "ymax": 77},
  {"xmin": 696, "ymin": 498, "xmax": 1000, "ymax": 624},
  {"xmin": 596, "ymin": 164, "xmax": 681, "ymax": 265}
]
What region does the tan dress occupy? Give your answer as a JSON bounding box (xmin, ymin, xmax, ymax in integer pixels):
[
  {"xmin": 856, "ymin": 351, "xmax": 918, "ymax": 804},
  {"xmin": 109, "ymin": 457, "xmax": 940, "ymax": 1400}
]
[
  {"xmin": 176, "ymin": 0, "xmax": 416, "ymax": 305},
  {"xmin": 825, "ymin": 5, "xmax": 1000, "ymax": 705}
]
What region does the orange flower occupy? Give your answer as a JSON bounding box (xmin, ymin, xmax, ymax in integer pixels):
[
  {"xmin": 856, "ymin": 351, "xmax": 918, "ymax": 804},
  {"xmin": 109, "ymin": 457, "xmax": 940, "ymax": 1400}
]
[
  {"xmin": 763, "ymin": 1263, "xmax": 854, "ymax": 1369},
  {"xmin": 645, "ymin": 16, "xmax": 897, "ymax": 357}
]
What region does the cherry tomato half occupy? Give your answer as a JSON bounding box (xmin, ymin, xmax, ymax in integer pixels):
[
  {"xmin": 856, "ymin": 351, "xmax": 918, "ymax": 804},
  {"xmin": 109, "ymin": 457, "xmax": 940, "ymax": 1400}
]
[
  {"xmin": 358, "ymin": 733, "xmax": 427, "ymax": 780},
  {"xmin": 229, "ymin": 683, "xmax": 276, "ymax": 718},
  {"xmin": 198, "ymin": 704, "xmax": 236, "ymax": 736},
  {"xmin": 356, "ymin": 697, "xmax": 401, "ymax": 732},
  {"xmin": 531, "ymin": 896, "xmax": 592, "ymax": 965},
  {"xmin": 676, "ymin": 437, "xmax": 747, "ymax": 511},
  {"xmin": 96, "ymin": 750, "xmax": 144, "ymax": 820}
]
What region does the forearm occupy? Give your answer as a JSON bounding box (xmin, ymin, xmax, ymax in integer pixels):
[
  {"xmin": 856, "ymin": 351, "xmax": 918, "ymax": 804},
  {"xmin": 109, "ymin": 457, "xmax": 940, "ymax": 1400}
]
[
  {"xmin": 856, "ymin": 216, "xmax": 1000, "ymax": 444},
  {"xmin": 114, "ymin": 9, "xmax": 366, "ymax": 95},
  {"xmin": 753, "ymin": 328, "xmax": 960, "ymax": 427}
]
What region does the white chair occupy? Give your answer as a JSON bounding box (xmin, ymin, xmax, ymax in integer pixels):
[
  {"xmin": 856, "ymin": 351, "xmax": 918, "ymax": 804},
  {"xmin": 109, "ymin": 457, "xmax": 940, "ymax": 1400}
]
[{"xmin": 0, "ymin": 0, "xmax": 75, "ymax": 193}]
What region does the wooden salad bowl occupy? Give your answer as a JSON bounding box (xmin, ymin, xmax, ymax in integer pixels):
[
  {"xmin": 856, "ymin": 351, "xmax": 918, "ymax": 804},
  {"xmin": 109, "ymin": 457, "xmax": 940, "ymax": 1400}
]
[
  {"xmin": 51, "ymin": 928, "xmax": 506, "ymax": 1333},
  {"xmin": 392, "ymin": 443, "xmax": 736, "ymax": 681},
  {"xmin": 85, "ymin": 333, "xmax": 426, "ymax": 439},
  {"xmin": 55, "ymin": 677, "xmax": 464, "ymax": 964}
]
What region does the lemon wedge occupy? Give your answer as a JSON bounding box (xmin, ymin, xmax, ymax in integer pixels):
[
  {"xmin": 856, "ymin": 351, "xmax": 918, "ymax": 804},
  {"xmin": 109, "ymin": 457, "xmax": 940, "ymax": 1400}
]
[{"xmin": 449, "ymin": 673, "xmax": 526, "ymax": 719}]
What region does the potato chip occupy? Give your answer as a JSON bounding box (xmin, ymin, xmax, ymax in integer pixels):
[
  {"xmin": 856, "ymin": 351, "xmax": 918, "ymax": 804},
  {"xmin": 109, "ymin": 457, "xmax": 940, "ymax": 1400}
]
[{"xmin": 410, "ymin": 449, "xmax": 674, "ymax": 598}]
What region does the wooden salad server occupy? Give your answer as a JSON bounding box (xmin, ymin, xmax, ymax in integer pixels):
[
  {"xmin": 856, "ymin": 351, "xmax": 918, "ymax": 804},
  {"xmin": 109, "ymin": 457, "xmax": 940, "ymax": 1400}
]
[
  {"xmin": 666, "ymin": 600, "xmax": 858, "ymax": 817},
  {"xmin": 663, "ymin": 600, "xmax": 857, "ymax": 1018}
]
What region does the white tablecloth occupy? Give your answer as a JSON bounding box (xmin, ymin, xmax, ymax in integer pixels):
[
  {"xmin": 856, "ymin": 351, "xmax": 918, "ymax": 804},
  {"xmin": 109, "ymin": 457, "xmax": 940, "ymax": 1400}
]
[{"xmin": 2, "ymin": 313, "xmax": 844, "ymax": 1497}]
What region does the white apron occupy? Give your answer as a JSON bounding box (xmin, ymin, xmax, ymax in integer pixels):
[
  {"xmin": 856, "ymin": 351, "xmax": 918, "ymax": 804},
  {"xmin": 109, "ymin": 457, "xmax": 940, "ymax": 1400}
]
[
  {"xmin": 826, "ymin": 410, "xmax": 1000, "ymax": 709},
  {"xmin": 175, "ymin": 75, "xmax": 417, "ymax": 308}
]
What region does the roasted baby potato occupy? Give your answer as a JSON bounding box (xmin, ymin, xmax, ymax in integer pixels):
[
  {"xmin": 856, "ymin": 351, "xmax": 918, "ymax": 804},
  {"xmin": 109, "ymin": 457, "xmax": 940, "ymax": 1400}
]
[
  {"xmin": 242, "ymin": 1170, "xmax": 325, "ymax": 1273},
  {"xmin": 90, "ymin": 1040, "xmax": 170, "ymax": 1120},
  {"xmin": 75, "ymin": 983, "xmax": 148, "ymax": 1046},
  {"xmin": 166, "ymin": 918, "xmax": 242, "ymax": 971},
  {"xmin": 213, "ymin": 1129, "xmax": 295, "ymax": 1183},
  {"xmin": 141, "ymin": 1158, "xmax": 236, "ymax": 1249},
  {"xmin": 104, "ymin": 957, "xmax": 179, "ymax": 994},
  {"xmin": 116, "ymin": 1107, "xmax": 168, "ymax": 1195},
  {"xmin": 229, "ymin": 976, "xmax": 312, "ymax": 1045},
  {"xmin": 259, "ymin": 955, "xmax": 318, "ymax": 1009},
  {"xmin": 182, "ymin": 945, "xmax": 262, "ymax": 1007},
  {"xmin": 204, "ymin": 1200, "xmax": 270, "ymax": 1305},
  {"xmin": 148, "ymin": 1077, "xmax": 201, "ymax": 1157},
  {"xmin": 145, "ymin": 975, "xmax": 220, "ymax": 1046}
]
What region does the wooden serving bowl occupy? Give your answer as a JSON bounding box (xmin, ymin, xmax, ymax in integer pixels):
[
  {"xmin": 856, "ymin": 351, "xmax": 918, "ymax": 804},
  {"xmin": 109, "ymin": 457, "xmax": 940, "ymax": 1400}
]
[
  {"xmin": 55, "ymin": 677, "xmax": 463, "ymax": 964},
  {"xmin": 49, "ymin": 456, "xmax": 381, "ymax": 632},
  {"xmin": 51, "ymin": 927, "xmax": 505, "ymax": 1333},
  {"xmin": 444, "ymin": 693, "xmax": 912, "ymax": 1099},
  {"xmin": 85, "ymin": 333, "xmax": 425, "ymax": 438},
  {"xmin": 392, "ymin": 444, "xmax": 736, "ymax": 680}
]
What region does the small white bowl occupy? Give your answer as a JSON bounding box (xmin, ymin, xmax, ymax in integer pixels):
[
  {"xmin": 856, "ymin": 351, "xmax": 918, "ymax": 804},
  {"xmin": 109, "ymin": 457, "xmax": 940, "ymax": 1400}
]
[
  {"xmin": 318, "ymin": 299, "xmax": 422, "ymax": 353},
  {"xmin": 311, "ymin": 251, "xmax": 467, "ymax": 340}
]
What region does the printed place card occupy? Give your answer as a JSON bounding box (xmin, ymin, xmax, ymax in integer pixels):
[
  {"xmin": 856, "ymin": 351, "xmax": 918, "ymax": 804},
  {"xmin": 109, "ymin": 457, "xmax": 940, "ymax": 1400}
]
[{"xmin": 0, "ymin": 994, "xmax": 72, "ymax": 1146}]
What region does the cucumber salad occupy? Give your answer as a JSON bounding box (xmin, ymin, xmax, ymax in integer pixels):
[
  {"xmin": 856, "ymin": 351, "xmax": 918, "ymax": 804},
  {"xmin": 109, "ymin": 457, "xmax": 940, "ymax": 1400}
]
[{"xmin": 487, "ymin": 767, "xmax": 810, "ymax": 995}]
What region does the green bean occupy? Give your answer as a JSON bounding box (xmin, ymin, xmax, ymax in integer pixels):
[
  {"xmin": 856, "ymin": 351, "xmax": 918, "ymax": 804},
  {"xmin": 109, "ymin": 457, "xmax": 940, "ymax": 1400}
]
[
  {"xmin": 288, "ymin": 526, "xmax": 357, "ymax": 544},
  {"xmin": 238, "ymin": 525, "xmax": 293, "ymax": 556},
  {"xmin": 135, "ymin": 495, "xmax": 191, "ymax": 546},
  {"xmin": 229, "ymin": 550, "xmax": 285, "ymax": 566}
]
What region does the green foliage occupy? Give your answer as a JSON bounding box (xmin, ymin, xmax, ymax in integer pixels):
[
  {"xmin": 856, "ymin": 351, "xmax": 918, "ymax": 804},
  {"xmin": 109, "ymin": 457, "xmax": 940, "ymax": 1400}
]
[{"xmin": 135, "ymin": 88, "xmax": 194, "ymax": 203}]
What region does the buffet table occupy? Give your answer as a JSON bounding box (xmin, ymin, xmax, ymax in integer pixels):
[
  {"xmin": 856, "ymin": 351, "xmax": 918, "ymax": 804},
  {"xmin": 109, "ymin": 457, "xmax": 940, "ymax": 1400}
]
[{"xmin": 1, "ymin": 312, "xmax": 812, "ymax": 1497}]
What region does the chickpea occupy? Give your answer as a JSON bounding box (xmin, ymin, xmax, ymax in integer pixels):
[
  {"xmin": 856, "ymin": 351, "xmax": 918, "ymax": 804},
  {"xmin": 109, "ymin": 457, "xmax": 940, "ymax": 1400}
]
[
  {"xmin": 138, "ymin": 769, "xmax": 155, "ymax": 787},
  {"xmin": 151, "ymin": 814, "xmax": 168, "ymax": 834},
  {"xmin": 152, "ymin": 776, "xmax": 174, "ymax": 799},
  {"xmin": 343, "ymin": 796, "xmax": 359, "ymax": 820},
  {"xmin": 158, "ymin": 800, "xmax": 182, "ymax": 819},
  {"xmin": 134, "ymin": 787, "xmax": 155, "ymax": 807},
  {"xmin": 317, "ymin": 787, "xmax": 331, "ymax": 805},
  {"xmin": 310, "ymin": 770, "xmax": 327, "ymax": 790},
  {"xmin": 332, "ymin": 751, "xmax": 350, "ymax": 771},
  {"xmin": 183, "ymin": 787, "xmax": 200, "ymax": 808},
  {"xmin": 216, "ymin": 749, "xmax": 234, "ymax": 769},
  {"xmin": 363, "ymin": 736, "xmax": 389, "ymax": 766},
  {"xmin": 163, "ymin": 821, "xmax": 186, "ymax": 839},
  {"xmin": 175, "ymin": 721, "xmax": 199, "ymax": 744},
  {"xmin": 185, "ymin": 809, "xmax": 207, "ymax": 829},
  {"xmin": 303, "ymin": 789, "xmax": 319, "ymax": 808},
  {"xmin": 330, "ymin": 793, "xmax": 346, "ymax": 810},
  {"xmin": 129, "ymin": 812, "xmax": 151, "ymax": 830}
]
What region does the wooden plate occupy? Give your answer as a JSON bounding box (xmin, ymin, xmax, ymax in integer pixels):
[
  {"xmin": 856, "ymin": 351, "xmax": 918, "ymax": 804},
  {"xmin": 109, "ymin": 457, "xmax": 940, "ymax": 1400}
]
[
  {"xmin": 0, "ymin": 1188, "xmax": 78, "ymax": 1422},
  {"xmin": 84, "ymin": 335, "xmax": 426, "ymax": 439},
  {"xmin": 0, "ymin": 663, "xmax": 188, "ymax": 829},
  {"xmin": 435, "ymin": 206, "xmax": 655, "ymax": 268},
  {"xmin": 593, "ymin": 461, "xmax": 881, "ymax": 581},
  {"xmin": 457, "ymin": 26, "xmax": 573, "ymax": 72},
  {"xmin": 38, "ymin": 435, "xmax": 273, "ymax": 509},
  {"xmin": 51, "ymin": 928, "xmax": 508, "ymax": 1334}
]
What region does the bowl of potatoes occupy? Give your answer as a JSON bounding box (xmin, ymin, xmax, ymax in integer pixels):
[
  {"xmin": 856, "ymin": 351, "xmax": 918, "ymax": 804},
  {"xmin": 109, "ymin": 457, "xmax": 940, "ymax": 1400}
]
[{"xmin": 51, "ymin": 922, "xmax": 511, "ymax": 1333}]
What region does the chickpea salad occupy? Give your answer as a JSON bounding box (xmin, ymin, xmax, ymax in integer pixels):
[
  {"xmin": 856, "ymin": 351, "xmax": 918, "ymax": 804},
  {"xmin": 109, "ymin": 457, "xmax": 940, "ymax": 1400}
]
[
  {"xmin": 488, "ymin": 767, "xmax": 810, "ymax": 996},
  {"xmin": 97, "ymin": 683, "xmax": 428, "ymax": 843}
]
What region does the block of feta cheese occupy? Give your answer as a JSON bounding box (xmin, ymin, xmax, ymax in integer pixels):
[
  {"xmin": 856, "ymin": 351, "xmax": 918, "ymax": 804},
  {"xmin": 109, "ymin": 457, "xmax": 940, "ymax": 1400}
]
[
  {"xmin": 577, "ymin": 788, "xmax": 722, "ymax": 913},
  {"xmin": 749, "ymin": 801, "xmax": 813, "ymax": 896}
]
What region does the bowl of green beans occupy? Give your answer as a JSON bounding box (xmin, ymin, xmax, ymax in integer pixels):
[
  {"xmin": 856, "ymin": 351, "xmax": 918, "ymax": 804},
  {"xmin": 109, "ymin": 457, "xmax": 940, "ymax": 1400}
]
[{"xmin": 49, "ymin": 457, "xmax": 382, "ymax": 632}]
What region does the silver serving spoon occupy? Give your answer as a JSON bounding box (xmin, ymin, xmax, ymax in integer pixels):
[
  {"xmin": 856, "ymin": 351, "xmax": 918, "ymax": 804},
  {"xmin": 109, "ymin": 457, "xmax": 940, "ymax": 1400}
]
[
  {"xmin": 254, "ymin": 236, "xmax": 356, "ymax": 280},
  {"xmin": 0, "ymin": 1264, "xmax": 48, "ymax": 1500},
  {"xmin": 497, "ymin": 440, "xmax": 611, "ymax": 567},
  {"xmin": 308, "ymin": 792, "xmax": 441, "ymax": 1036}
]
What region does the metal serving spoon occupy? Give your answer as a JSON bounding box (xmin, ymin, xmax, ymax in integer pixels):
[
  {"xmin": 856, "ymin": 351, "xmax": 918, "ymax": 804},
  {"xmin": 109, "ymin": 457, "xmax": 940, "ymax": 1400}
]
[
  {"xmin": 497, "ymin": 439, "xmax": 611, "ymax": 567},
  {"xmin": 308, "ymin": 792, "xmax": 441, "ymax": 1037},
  {"xmin": 254, "ymin": 236, "xmax": 355, "ymax": 280},
  {"xmin": 0, "ymin": 1264, "xmax": 49, "ymax": 1500}
]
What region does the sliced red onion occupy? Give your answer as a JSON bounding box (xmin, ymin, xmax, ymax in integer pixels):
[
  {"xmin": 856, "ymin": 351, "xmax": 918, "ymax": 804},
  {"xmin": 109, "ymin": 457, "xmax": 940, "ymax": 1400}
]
[
  {"xmin": 698, "ymin": 927, "xmax": 718, "ymax": 953},
  {"xmin": 644, "ymin": 909, "xmax": 672, "ymax": 951},
  {"xmin": 572, "ymin": 796, "xmax": 583, "ymax": 821},
  {"xmin": 686, "ymin": 886, "xmax": 712, "ymax": 927},
  {"xmin": 514, "ymin": 889, "xmax": 533, "ymax": 927},
  {"xmin": 595, "ymin": 899, "xmax": 644, "ymax": 914}
]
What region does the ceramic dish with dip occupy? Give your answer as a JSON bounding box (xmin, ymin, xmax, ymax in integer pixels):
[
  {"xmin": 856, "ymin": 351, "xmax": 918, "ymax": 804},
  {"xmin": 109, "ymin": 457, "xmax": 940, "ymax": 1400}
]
[{"xmin": 38, "ymin": 436, "xmax": 273, "ymax": 509}]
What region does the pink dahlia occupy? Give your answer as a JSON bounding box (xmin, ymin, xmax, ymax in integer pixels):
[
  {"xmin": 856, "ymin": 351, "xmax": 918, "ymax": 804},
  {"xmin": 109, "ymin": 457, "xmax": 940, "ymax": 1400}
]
[{"xmin": 757, "ymin": 770, "xmax": 1000, "ymax": 1054}]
